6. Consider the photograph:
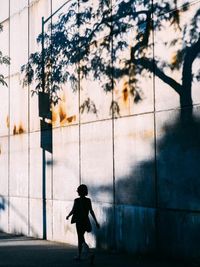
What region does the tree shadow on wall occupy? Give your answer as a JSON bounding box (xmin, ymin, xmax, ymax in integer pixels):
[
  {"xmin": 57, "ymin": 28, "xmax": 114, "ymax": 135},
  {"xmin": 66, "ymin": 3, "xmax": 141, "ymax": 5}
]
[
  {"xmin": 21, "ymin": 1, "xmax": 200, "ymax": 114},
  {"xmin": 90, "ymin": 108, "xmax": 200, "ymax": 260},
  {"xmin": 21, "ymin": 0, "xmax": 200, "ymax": 260}
]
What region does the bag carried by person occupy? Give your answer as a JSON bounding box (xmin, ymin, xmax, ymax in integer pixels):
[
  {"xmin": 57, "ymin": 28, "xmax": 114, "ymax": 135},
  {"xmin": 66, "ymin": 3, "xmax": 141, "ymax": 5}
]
[{"xmin": 71, "ymin": 214, "xmax": 76, "ymax": 224}]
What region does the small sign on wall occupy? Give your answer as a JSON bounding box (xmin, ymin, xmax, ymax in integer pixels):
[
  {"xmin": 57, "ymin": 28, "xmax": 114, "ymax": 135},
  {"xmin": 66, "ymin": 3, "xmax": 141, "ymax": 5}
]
[
  {"xmin": 38, "ymin": 92, "xmax": 52, "ymax": 119},
  {"xmin": 40, "ymin": 120, "xmax": 52, "ymax": 153}
]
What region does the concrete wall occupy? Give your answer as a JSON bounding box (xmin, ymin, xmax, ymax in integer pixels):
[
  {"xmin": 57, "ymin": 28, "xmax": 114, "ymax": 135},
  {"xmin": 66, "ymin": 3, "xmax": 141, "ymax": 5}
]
[{"xmin": 0, "ymin": 0, "xmax": 200, "ymax": 260}]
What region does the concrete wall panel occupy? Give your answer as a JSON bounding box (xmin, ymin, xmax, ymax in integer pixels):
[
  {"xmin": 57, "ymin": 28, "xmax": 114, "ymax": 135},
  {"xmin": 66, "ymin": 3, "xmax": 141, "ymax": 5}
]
[
  {"xmin": 81, "ymin": 120, "xmax": 113, "ymax": 203},
  {"xmin": 10, "ymin": 0, "xmax": 28, "ymax": 17},
  {"xmin": 0, "ymin": 20, "xmax": 9, "ymax": 137},
  {"xmin": 0, "ymin": 19, "xmax": 9, "ymax": 78},
  {"xmin": 53, "ymin": 200, "xmax": 77, "ymax": 245},
  {"xmin": 158, "ymin": 209, "xmax": 200, "ymax": 259},
  {"xmin": 30, "ymin": 131, "xmax": 52, "ymax": 199},
  {"xmin": 0, "ymin": 1, "xmax": 9, "ymax": 23},
  {"xmin": 115, "ymin": 114, "xmax": 155, "ymax": 206},
  {"xmin": 0, "ymin": 79, "xmax": 9, "ymax": 137},
  {"xmin": 53, "ymin": 126, "xmax": 79, "ymax": 200},
  {"xmin": 46, "ymin": 199, "xmax": 53, "ymax": 240},
  {"xmin": 30, "ymin": 131, "xmax": 42, "ymax": 198},
  {"xmin": 90, "ymin": 202, "xmax": 114, "ymax": 250},
  {"xmin": 80, "ymin": 38, "xmax": 112, "ymax": 123},
  {"xmin": 29, "ymin": 198, "xmax": 43, "ymax": 238},
  {"xmin": 9, "ymin": 196, "xmax": 29, "ymax": 235},
  {"xmin": 0, "ymin": 136, "xmax": 8, "ymax": 196},
  {"xmin": 115, "ymin": 205, "xmax": 156, "ymax": 254},
  {"xmin": 10, "ymin": 4, "xmax": 28, "ymax": 76},
  {"xmin": 29, "ymin": 198, "xmax": 53, "ymax": 240},
  {"xmin": 113, "ymin": 24, "xmax": 154, "ymax": 117},
  {"xmin": 10, "ymin": 74, "xmax": 28, "ymax": 135},
  {"xmin": 9, "ymin": 134, "xmax": 28, "ymax": 197}
]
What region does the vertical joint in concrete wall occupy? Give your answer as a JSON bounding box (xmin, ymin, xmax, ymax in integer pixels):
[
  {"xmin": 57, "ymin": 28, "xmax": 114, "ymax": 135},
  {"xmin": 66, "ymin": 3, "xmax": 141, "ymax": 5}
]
[
  {"xmin": 42, "ymin": 149, "xmax": 47, "ymax": 240},
  {"xmin": 8, "ymin": 0, "xmax": 11, "ymax": 234},
  {"xmin": 78, "ymin": 0, "xmax": 81, "ymax": 186},
  {"xmin": 27, "ymin": 0, "xmax": 31, "ymax": 237},
  {"xmin": 151, "ymin": 0, "xmax": 159, "ymax": 253},
  {"xmin": 110, "ymin": 0, "xmax": 116, "ymax": 250}
]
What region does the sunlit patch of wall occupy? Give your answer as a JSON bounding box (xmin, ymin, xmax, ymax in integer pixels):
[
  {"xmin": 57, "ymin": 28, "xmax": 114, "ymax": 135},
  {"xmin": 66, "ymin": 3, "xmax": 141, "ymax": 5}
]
[
  {"xmin": 51, "ymin": 91, "xmax": 77, "ymax": 127},
  {"xmin": 113, "ymin": 23, "xmax": 154, "ymax": 117},
  {"xmin": 154, "ymin": 1, "xmax": 200, "ymax": 111},
  {"xmin": 0, "ymin": 12, "xmax": 9, "ymax": 137},
  {"xmin": 80, "ymin": 37, "xmax": 113, "ymax": 123}
]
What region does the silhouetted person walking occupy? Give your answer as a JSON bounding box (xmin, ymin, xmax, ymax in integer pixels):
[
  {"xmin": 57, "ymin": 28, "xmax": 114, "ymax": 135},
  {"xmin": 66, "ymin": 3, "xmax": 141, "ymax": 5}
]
[{"xmin": 66, "ymin": 184, "xmax": 100, "ymax": 263}]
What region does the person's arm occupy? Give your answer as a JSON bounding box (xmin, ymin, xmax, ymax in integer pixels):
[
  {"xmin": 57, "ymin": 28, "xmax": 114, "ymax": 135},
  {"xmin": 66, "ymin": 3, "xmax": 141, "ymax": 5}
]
[
  {"xmin": 66, "ymin": 200, "xmax": 75, "ymax": 220},
  {"xmin": 89, "ymin": 200, "xmax": 100, "ymax": 228}
]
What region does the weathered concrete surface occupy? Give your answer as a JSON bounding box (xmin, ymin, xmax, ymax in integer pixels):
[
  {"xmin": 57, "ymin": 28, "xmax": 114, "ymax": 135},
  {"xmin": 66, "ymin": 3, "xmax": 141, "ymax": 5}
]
[
  {"xmin": 53, "ymin": 200, "xmax": 77, "ymax": 245},
  {"xmin": 81, "ymin": 120, "xmax": 113, "ymax": 203},
  {"xmin": 114, "ymin": 114, "xmax": 155, "ymax": 206},
  {"xmin": 10, "ymin": 5, "xmax": 28, "ymax": 76},
  {"xmin": 158, "ymin": 209, "xmax": 200, "ymax": 260},
  {"xmin": 53, "ymin": 126, "xmax": 79, "ymax": 201},
  {"xmin": 115, "ymin": 205, "xmax": 156, "ymax": 254},
  {"xmin": 113, "ymin": 23, "xmax": 154, "ymax": 117},
  {"xmin": 9, "ymin": 197, "xmax": 29, "ymax": 236},
  {"xmin": 0, "ymin": 17, "xmax": 9, "ymax": 137},
  {"xmin": 89, "ymin": 202, "xmax": 114, "ymax": 250},
  {"xmin": 156, "ymin": 107, "xmax": 200, "ymax": 211},
  {"xmin": 0, "ymin": 137, "xmax": 8, "ymax": 196},
  {"xmin": 0, "ymin": 0, "xmax": 200, "ymax": 261},
  {"xmin": 154, "ymin": 1, "xmax": 200, "ymax": 111},
  {"xmin": 0, "ymin": 232, "xmax": 186, "ymax": 267},
  {"xmin": 9, "ymin": 134, "xmax": 28, "ymax": 197},
  {"xmin": 80, "ymin": 37, "xmax": 112, "ymax": 123}
]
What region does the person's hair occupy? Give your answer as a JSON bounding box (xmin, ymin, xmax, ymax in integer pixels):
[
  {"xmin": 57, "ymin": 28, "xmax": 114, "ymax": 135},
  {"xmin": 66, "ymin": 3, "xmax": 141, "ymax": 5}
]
[{"xmin": 77, "ymin": 184, "xmax": 88, "ymax": 197}]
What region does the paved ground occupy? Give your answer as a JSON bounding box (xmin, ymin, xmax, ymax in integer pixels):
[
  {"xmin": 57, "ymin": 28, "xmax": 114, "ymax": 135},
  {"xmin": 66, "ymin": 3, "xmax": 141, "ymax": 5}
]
[{"xmin": 0, "ymin": 232, "xmax": 190, "ymax": 267}]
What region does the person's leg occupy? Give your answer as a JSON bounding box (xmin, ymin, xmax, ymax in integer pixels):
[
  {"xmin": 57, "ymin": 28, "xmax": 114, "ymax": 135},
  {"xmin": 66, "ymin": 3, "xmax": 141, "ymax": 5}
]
[{"xmin": 76, "ymin": 224, "xmax": 85, "ymax": 259}]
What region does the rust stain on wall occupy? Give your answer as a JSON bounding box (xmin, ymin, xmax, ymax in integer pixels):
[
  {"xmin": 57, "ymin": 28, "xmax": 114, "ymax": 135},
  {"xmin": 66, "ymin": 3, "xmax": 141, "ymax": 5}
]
[
  {"xmin": 127, "ymin": 129, "xmax": 154, "ymax": 140},
  {"xmin": 6, "ymin": 116, "xmax": 10, "ymax": 128},
  {"xmin": 143, "ymin": 129, "xmax": 154, "ymax": 139},
  {"xmin": 59, "ymin": 103, "xmax": 67, "ymax": 125},
  {"xmin": 13, "ymin": 123, "xmax": 25, "ymax": 135},
  {"xmin": 171, "ymin": 52, "xmax": 178, "ymax": 65},
  {"xmin": 13, "ymin": 125, "xmax": 17, "ymax": 135},
  {"xmin": 67, "ymin": 115, "xmax": 76, "ymax": 123},
  {"xmin": 122, "ymin": 82, "xmax": 129, "ymax": 103},
  {"xmin": 51, "ymin": 93, "xmax": 76, "ymax": 126}
]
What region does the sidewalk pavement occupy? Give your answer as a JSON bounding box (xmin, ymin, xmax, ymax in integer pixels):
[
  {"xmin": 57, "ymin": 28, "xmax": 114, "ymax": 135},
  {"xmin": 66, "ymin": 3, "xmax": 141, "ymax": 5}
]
[{"xmin": 0, "ymin": 232, "xmax": 187, "ymax": 267}]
